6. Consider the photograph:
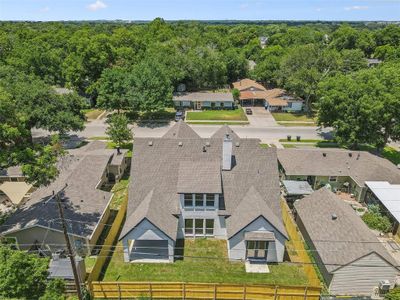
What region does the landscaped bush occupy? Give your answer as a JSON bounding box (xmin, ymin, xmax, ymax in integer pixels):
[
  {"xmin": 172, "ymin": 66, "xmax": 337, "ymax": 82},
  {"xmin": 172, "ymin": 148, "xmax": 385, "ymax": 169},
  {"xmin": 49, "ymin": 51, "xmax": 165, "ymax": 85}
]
[
  {"xmin": 385, "ymin": 287, "xmax": 400, "ymax": 300},
  {"xmin": 362, "ymin": 204, "xmax": 392, "ymax": 233}
]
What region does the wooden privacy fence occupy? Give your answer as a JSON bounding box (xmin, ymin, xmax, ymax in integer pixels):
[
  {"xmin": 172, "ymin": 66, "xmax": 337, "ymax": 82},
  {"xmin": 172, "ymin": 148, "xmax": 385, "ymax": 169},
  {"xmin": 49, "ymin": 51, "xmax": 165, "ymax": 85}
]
[
  {"xmin": 281, "ymin": 199, "xmax": 322, "ymax": 287},
  {"xmin": 90, "ymin": 281, "xmax": 322, "ymax": 300},
  {"xmin": 87, "ymin": 195, "xmax": 128, "ymax": 282}
]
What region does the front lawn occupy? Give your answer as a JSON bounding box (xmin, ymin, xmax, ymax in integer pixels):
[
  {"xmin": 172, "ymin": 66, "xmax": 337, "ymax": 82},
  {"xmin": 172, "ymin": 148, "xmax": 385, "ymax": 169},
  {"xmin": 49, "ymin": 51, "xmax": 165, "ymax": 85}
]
[
  {"xmin": 187, "ymin": 109, "xmax": 248, "ymax": 121},
  {"xmin": 272, "ymin": 113, "xmax": 315, "ymax": 122},
  {"xmin": 83, "ymin": 109, "xmax": 105, "ymax": 120},
  {"xmin": 103, "ymin": 239, "xmax": 308, "ymax": 286}
]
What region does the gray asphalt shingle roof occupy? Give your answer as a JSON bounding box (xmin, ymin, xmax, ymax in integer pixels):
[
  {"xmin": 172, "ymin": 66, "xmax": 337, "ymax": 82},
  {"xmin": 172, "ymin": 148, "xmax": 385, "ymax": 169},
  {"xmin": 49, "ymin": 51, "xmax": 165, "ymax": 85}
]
[
  {"xmin": 1, "ymin": 142, "xmax": 115, "ymax": 239},
  {"xmin": 294, "ymin": 188, "xmax": 398, "ymax": 272},
  {"xmin": 173, "ymin": 92, "xmax": 234, "ymax": 102},
  {"xmin": 278, "ymin": 148, "xmax": 400, "ymax": 187},
  {"xmin": 120, "ymin": 122, "xmax": 286, "ymax": 241}
]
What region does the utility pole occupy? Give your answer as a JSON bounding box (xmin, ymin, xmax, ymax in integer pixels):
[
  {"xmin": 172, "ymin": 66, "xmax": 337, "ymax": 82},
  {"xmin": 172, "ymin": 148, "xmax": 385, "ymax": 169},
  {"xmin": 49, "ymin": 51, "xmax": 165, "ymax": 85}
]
[{"xmin": 54, "ymin": 185, "xmax": 83, "ymax": 300}]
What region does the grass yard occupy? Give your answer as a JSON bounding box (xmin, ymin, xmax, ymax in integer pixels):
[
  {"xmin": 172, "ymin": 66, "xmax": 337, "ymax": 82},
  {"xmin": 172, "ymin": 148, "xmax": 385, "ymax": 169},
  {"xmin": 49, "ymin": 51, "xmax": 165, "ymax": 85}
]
[
  {"xmin": 272, "ymin": 113, "xmax": 315, "ymax": 122},
  {"xmin": 277, "ymin": 122, "xmax": 317, "ymax": 127},
  {"xmin": 109, "ymin": 176, "xmax": 130, "ymax": 209},
  {"xmin": 106, "ymin": 141, "xmax": 133, "ymax": 158},
  {"xmin": 103, "ymin": 239, "xmax": 308, "ymax": 286},
  {"xmin": 186, "ymin": 109, "xmax": 248, "ymax": 121},
  {"xmin": 187, "ymin": 121, "xmax": 249, "ymax": 125},
  {"xmin": 83, "ymin": 109, "xmax": 105, "ymax": 120}
]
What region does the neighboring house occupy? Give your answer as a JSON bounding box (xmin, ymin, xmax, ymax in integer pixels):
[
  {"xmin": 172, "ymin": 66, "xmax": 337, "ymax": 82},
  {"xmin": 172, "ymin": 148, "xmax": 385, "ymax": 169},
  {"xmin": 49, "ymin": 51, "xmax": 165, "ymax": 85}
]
[
  {"xmin": 366, "ymin": 58, "xmax": 382, "ymax": 68},
  {"xmin": 232, "ymin": 79, "xmax": 303, "ymax": 111},
  {"xmin": 294, "ymin": 188, "xmax": 399, "ymax": 296},
  {"xmin": 0, "ymin": 166, "xmax": 25, "ymax": 183},
  {"xmin": 119, "ymin": 121, "xmax": 287, "ymax": 263},
  {"xmin": 0, "ymin": 142, "xmax": 128, "ymax": 255},
  {"xmin": 259, "ymin": 36, "xmax": 268, "ymax": 48},
  {"xmin": 0, "ymin": 181, "xmax": 33, "ymax": 213},
  {"xmin": 281, "ymin": 180, "xmax": 313, "ymax": 203},
  {"xmin": 278, "ymin": 148, "xmax": 400, "ymax": 202},
  {"xmin": 173, "ymin": 92, "xmax": 234, "ymax": 110},
  {"xmin": 365, "ymin": 181, "xmax": 400, "ymax": 235}
]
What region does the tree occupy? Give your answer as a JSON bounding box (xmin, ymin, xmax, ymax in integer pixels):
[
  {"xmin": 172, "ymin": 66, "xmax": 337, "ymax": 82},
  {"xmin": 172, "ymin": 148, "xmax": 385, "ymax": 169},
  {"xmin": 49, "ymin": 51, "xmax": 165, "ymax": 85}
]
[
  {"xmin": 0, "ymin": 246, "xmax": 49, "ymax": 299},
  {"xmin": 252, "ymin": 45, "xmax": 285, "ymax": 86},
  {"xmin": 317, "ymin": 63, "xmax": 400, "ymax": 150},
  {"xmin": 127, "ymin": 60, "xmax": 173, "ymax": 112},
  {"xmin": 96, "ymin": 67, "xmax": 131, "ymax": 113},
  {"xmin": 340, "ymin": 49, "xmax": 367, "ymax": 74},
  {"xmin": 0, "ymin": 66, "xmax": 85, "ymax": 186},
  {"xmin": 106, "ymin": 114, "xmax": 133, "ymax": 152},
  {"xmin": 280, "ymin": 44, "xmax": 341, "ymax": 112},
  {"xmin": 39, "ymin": 279, "xmax": 66, "ymax": 300},
  {"xmin": 232, "ymin": 88, "xmax": 240, "ymax": 101}
]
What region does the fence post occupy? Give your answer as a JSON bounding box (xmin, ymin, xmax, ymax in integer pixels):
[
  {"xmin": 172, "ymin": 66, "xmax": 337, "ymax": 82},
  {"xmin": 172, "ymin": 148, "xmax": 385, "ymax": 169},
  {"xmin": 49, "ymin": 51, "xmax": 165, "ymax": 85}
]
[
  {"xmin": 303, "ymin": 286, "xmax": 308, "ymax": 300},
  {"xmin": 242, "ymin": 284, "xmax": 246, "ymax": 300},
  {"xmin": 274, "ymin": 285, "xmax": 278, "ymax": 300},
  {"xmin": 182, "ymin": 282, "xmax": 186, "ymax": 300},
  {"xmin": 213, "ymin": 284, "xmax": 217, "ymax": 300},
  {"xmin": 118, "ymin": 282, "xmax": 121, "ymax": 300},
  {"xmin": 149, "ymin": 282, "xmax": 153, "ymax": 299}
]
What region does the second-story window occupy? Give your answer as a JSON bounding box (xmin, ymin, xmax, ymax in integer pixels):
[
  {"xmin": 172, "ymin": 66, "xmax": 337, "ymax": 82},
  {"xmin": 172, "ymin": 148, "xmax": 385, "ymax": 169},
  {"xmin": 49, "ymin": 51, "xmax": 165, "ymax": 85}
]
[
  {"xmin": 195, "ymin": 194, "xmax": 203, "ymax": 207},
  {"xmin": 184, "ymin": 194, "xmax": 193, "ymax": 207},
  {"xmin": 206, "ymin": 194, "xmax": 215, "ymax": 207}
]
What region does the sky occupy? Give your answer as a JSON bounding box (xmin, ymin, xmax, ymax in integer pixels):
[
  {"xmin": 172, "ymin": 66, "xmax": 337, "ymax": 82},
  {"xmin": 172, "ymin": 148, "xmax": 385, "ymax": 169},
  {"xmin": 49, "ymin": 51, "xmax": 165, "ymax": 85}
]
[{"xmin": 0, "ymin": 0, "xmax": 399, "ymax": 21}]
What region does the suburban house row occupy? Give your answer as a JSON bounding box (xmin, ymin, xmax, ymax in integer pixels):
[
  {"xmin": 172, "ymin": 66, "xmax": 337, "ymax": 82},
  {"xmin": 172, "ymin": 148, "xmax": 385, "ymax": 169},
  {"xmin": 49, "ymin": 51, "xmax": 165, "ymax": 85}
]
[{"xmin": 172, "ymin": 78, "xmax": 304, "ymax": 112}]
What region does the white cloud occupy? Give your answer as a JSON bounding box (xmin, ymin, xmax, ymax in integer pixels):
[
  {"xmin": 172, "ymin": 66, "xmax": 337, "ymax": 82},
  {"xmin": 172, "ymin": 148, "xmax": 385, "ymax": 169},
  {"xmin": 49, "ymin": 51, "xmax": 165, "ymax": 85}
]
[
  {"xmin": 40, "ymin": 6, "xmax": 50, "ymax": 13},
  {"xmin": 87, "ymin": 0, "xmax": 107, "ymax": 11},
  {"xmin": 344, "ymin": 5, "xmax": 369, "ymax": 10}
]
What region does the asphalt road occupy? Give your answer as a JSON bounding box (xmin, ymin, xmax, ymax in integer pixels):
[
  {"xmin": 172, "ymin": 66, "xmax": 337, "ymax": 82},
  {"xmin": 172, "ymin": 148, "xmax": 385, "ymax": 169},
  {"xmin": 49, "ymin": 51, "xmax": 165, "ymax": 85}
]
[{"xmin": 32, "ymin": 119, "xmax": 333, "ymax": 143}]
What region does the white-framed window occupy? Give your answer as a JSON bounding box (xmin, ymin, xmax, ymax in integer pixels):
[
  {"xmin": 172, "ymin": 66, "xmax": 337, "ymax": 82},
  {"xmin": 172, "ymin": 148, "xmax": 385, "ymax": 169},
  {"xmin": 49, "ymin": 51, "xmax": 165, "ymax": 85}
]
[
  {"xmin": 206, "ymin": 194, "xmax": 215, "ymax": 207},
  {"xmin": 329, "ymin": 176, "xmax": 338, "ymax": 182},
  {"xmin": 184, "ymin": 218, "xmax": 214, "ymax": 237},
  {"xmin": 183, "ymin": 194, "xmax": 217, "ymax": 210},
  {"xmin": 184, "ymin": 194, "xmax": 193, "ymax": 207}
]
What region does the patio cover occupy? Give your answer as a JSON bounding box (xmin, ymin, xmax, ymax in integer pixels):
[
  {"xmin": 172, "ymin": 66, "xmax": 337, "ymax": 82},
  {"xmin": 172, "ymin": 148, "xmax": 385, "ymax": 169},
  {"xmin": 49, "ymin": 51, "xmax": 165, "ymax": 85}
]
[
  {"xmin": 244, "ymin": 231, "xmax": 275, "ymax": 241},
  {"xmin": 0, "ymin": 182, "xmax": 32, "ymax": 205},
  {"xmin": 282, "ymin": 180, "xmax": 313, "ymax": 196},
  {"xmin": 365, "ymin": 181, "xmax": 400, "ymax": 223}
]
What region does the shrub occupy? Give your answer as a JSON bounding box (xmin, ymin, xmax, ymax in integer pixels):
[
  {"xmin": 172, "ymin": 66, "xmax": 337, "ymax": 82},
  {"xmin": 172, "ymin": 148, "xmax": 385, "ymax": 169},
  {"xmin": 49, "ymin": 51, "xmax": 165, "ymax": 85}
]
[
  {"xmin": 385, "ymin": 288, "xmax": 400, "ymax": 300},
  {"xmin": 39, "ymin": 279, "xmax": 65, "ymax": 300},
  {"xmin": 362, "ymin": 205, "xmax": 392, "ymax": 233}
]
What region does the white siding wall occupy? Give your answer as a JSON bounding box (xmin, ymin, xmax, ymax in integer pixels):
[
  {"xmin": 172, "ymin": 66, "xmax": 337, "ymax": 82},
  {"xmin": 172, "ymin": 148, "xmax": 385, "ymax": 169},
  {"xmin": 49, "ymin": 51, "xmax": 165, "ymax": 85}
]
[
  {"xmin": 121, "ymin": 218, "xmax": 175, "ymax": 263},
  {"xmin": 283, "ymin": 102, "xmax": 303, "ymax": 112},
  {"xmin": 227, "ymin": 216, "xmax": 286, "ymax": 262},
  {"xmin": 330, "ymin": 252, "xmax": 399, "ymax": 296}
]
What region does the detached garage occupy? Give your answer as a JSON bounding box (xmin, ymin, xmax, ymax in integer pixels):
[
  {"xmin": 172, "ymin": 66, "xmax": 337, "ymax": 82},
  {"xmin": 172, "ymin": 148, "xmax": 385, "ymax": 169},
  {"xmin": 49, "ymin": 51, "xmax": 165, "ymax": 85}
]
[{"xmin": 294, "ymin": 188, "xmax": 399, "ymax": 296}]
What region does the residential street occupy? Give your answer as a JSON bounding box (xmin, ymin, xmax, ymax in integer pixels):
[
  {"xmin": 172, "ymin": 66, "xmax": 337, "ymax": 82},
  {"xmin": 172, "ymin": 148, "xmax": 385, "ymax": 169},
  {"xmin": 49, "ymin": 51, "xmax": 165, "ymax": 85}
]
[{"xmin": 32, "ymin": 118, "xmax": 332, "ymax": 144}]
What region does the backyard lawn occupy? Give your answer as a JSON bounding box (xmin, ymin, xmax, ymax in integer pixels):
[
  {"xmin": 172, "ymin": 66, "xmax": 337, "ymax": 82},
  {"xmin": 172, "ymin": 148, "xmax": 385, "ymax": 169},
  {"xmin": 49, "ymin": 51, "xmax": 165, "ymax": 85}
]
[
  {"xmin": 186, "ymin": 109, "xmax": 248, "ymax": 121},
  {"xmin": 272, "ymin": 113, "xmax": 315, "ymax": 122},
  {"xmin": 103, "ymin": 239, "xmax": 308, "ymax": 286}
]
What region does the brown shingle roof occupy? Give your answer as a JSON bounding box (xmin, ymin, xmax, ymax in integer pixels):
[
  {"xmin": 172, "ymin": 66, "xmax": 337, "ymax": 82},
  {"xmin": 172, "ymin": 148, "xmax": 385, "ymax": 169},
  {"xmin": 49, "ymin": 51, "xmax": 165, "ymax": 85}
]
[
  {"xmin": 278, "ymin": 148, "xmax": 400, "ymax": 187},
  {"xmin": 120, "ymin": 124, "xmax": 285, "ymax": 241},
  {"xmin": 232, "ymin": 79, "xmax": 266, "ymax": 91},
  {"xmin": 294, "ymin": 188, "xmax": 398, "ymax": 272}
]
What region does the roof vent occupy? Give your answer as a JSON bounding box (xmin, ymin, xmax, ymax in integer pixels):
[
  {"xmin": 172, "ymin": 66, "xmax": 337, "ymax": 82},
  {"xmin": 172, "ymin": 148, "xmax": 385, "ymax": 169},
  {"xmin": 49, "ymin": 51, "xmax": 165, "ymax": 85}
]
[
  {"xmin": 206, "ymin": 141, "xmax": 211, "ymax": 147},
  {"xmin": 348, "ymin": 153, "xmax": 352, "ymax": 157},
  {"xmin": 235, "ymin": 142, "xmax": 240, "ymax": 147},
  {"xmin": 178, "ymin": 141, "xmax": 183, "ymax": 147},
  {"xmin": 331, "ymin": 213, "xmax": 338, "ymax": 220},
  {"xmin": 148, "ymin": 141, "xmax": 153, "ymax": 146},
  {"xmin": 202, "ymin": 146, "xmax": 206, "ymax": 152},
  {"xmin": 323, "ymin": 153, "xmax": 327, "ymax": 157}
]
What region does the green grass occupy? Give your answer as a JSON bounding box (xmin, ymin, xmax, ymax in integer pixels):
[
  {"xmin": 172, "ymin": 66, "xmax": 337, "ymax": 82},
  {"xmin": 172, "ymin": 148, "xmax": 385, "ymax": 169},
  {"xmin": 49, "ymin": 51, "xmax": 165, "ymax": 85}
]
[
  {"xmin": 277, "ymin": 122, "xmax": 317, "ymax": 127},
  {"xmin": 126, "ymin": 108, "xmax": 176, "ymax": 122},
  {"xmin": 103, "ymin": 239, "xmax": 308, "ymax": 286},
  {"xmin": 85, "ymin": 256, "xmax": 97, "ymax": 273},
  {"xmin": 282, "ymin": 143, "xmax": 298, "ymax": 148},
  {"xmin": 279, "ymin": 139, "xmax": 324, "ymax": 143},
  {"xmin": 187, "ymin": 121, "xmax": 249, "ymax": 125},
  {"xmin": 186, "ymin": 109, "xmax": 248, "ymax": 121},
  {"xmin": 110, "ymin": 176, "xmax": 129, "ymax": 209},
  {"xmin": 357, "ymin": 145, "xmax": 400, "ymax": 165},
  {"xmin": 272, "ymin": 113, "xmax": 315, "ymax": 122},
  {"xmin": 82, "ymin": 109, "xmax": 105, "ymax": 120},
  {"xmin": 87, "ymin": 136, "xmax": 110, "ymax": 141},
  {"xmin": 259, "ymin": 143, "xmax": 270, "ymax": 149}
]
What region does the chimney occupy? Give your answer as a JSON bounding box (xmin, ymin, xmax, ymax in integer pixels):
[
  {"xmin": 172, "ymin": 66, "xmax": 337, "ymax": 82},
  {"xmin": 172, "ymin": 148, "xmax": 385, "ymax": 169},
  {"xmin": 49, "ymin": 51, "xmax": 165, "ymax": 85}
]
[{"xmin": 222, "ymin": 134, "xmax": 233, "ymax": 171}]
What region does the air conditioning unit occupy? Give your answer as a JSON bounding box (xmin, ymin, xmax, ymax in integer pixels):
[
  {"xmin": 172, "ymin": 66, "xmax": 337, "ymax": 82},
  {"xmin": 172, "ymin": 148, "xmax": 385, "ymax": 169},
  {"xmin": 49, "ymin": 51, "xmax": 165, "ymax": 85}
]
[{"xmin": 379, "ymin": 280, "xmax": 391, "ymax": 293}]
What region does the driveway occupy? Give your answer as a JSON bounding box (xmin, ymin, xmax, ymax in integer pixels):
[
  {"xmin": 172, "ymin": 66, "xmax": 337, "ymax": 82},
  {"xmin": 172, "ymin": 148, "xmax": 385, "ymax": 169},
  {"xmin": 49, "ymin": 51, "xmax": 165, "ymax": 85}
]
[{"xmin": 244, "ymin": 107, "xmax": 279, "ymax": 127}]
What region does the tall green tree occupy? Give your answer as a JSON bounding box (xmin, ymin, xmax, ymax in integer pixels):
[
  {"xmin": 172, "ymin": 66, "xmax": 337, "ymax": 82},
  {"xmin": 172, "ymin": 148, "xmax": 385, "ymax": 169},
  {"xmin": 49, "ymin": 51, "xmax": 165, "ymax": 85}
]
[
  {"xmin": 280, "ymin": 44, "xmax": 341, "ymax": 112},
  {"xmin": 106, "ymin": 114, "xmax": 133, "ymax": 151},
  {"xmin": 317, "ymin": 63, "xmax": 400, "ymax": 150},
  {"xmin": 127, "ymin": 60, "xmax": 173, "ymax": 112}
]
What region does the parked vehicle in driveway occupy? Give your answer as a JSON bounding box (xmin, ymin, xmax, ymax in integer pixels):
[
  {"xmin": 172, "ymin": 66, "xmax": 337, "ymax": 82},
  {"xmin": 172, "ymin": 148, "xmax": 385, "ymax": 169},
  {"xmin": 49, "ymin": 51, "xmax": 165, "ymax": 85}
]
[
  {"xmin": 245, "ymin": 108, "xmax": 253, "ymax": 115},
  {"xmin": 175, "ymin": 111, "xmax": 185, "ymax": 121}
]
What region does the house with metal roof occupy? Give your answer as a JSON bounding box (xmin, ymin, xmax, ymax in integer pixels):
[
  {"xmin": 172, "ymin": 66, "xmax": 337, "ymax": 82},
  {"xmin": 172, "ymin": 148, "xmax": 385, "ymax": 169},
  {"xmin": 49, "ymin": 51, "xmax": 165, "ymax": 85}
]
[
  {"xmin": 119, "ymin": 122, "xmax": 288, "ymax": 263},
  {"xmin": 278, "ymin": 148, "xmax": 400, "ymax": 202},
  {"xmin": 294, "ymin": 188, "xmax": 399, "ymax": 296},
  {"xmin": 173, "ymin": 91, "xmax": 234, "ymax": 110},
  {"xmin": 0, "ymin": 142, "xmax": 129, "ymax": 255}
]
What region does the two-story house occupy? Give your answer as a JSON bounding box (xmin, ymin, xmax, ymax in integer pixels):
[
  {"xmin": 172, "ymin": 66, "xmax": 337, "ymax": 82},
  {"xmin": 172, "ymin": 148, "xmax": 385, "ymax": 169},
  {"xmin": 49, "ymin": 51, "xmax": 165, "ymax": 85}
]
[{"xmin": 119, "ymin": 122, "xmax": 288, "ymax": 263}]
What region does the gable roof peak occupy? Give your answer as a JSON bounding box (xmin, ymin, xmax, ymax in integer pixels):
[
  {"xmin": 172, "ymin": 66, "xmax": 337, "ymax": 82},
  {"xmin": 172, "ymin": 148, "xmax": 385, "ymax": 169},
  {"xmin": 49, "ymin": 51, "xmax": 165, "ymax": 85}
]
[{"xmin": 162, "ymin": 121, "xmax": 200, "ymax": 139}]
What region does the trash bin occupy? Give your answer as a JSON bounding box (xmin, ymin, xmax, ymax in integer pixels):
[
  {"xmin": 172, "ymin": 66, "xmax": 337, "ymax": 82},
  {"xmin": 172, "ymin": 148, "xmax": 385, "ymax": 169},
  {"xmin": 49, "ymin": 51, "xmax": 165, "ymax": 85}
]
[
  {"xmin": 296, "ymin": 136, "xmax": 301, "ymax": 141},
  {"xmin": 287, "ymin": 135, "xmax": 291, "ymax": 141}
]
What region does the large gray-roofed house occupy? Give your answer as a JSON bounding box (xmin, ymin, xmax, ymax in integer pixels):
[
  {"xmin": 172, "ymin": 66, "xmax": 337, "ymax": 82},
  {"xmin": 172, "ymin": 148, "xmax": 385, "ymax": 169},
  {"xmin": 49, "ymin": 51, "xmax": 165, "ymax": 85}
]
[
  {"xmin": 0, "ymin": 142, "xmax": 128, "ymax": 255},
  {"xmin": 278, "ymin": 148, "xmax": 400, "ymax": 201},
  {"xmin": 119, "ymin": 121, "xmax": 287, "ymax": 263},
  {"xmin": 294, "ymin": 188, "xmax": 399, "ymax": 296},
  {"xmin": 173, "ymin": 91, "xmax": 234, "ymax": 110}
]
